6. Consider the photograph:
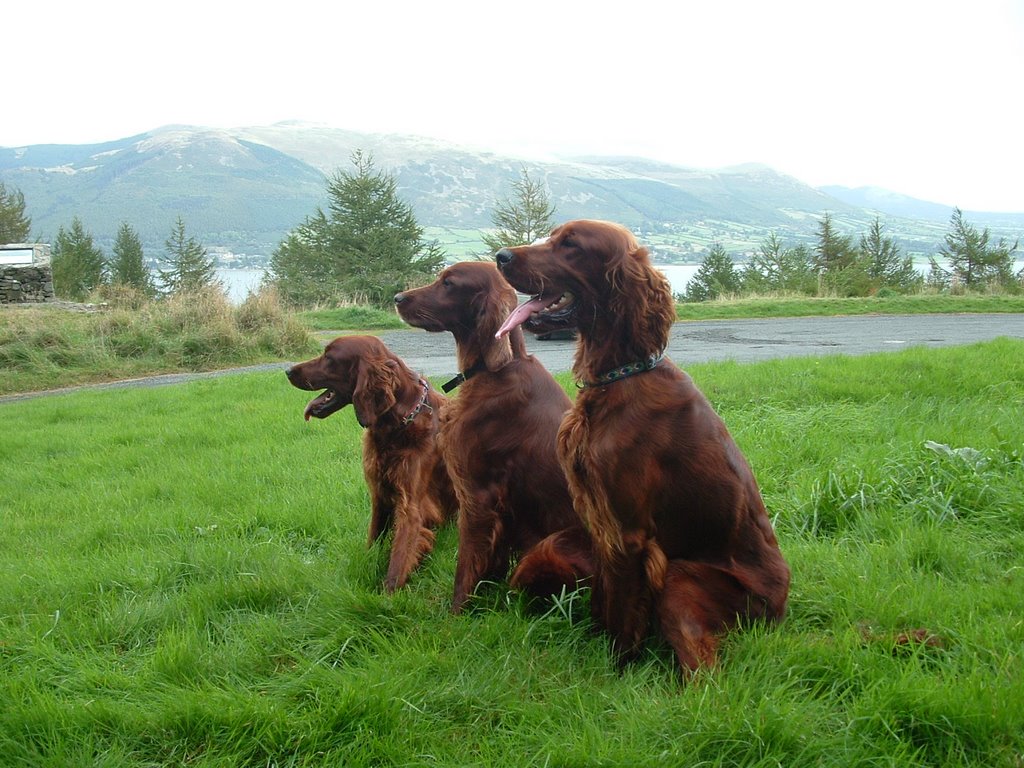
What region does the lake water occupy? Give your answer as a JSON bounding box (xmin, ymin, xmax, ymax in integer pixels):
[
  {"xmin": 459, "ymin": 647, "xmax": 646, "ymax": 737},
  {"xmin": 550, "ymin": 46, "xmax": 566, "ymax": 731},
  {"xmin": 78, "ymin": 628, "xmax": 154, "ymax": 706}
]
[
  {"xmin": 216, "ymin": 265, "xmax": 703, "ymax": 304},
  {"xmin": 216, "ymin": 260, "xmax": 1024, "ymax": 304},
  {"xmin": 658, "ymin": 264, "xmax": 701, "ymax": 296},
  {"xmin": 218, "ymin": 267, "xmax": 267, "ymax": 303}
]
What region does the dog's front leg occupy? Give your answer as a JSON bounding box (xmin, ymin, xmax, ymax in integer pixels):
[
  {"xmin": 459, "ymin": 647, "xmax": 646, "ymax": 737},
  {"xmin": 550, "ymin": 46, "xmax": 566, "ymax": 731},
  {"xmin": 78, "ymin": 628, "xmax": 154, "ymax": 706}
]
[
  {"xmin": 383, "ymin": 468, "xmax": 439, "ymax": 592},
  {"xmin": 451, "ymin": 487, "xmax": 508, "ymax": 613}
]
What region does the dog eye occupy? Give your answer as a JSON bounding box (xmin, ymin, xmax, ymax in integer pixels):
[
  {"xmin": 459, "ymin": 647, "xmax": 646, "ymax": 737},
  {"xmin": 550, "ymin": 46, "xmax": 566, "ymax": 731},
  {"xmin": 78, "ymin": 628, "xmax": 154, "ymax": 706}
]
[
  {"xmin": 442, "ymin": 277, "xmax": 453, "ymax": 288},
  {"xmin": 561, "ymin": 236, "xmax": 576, "ymax": 249}
]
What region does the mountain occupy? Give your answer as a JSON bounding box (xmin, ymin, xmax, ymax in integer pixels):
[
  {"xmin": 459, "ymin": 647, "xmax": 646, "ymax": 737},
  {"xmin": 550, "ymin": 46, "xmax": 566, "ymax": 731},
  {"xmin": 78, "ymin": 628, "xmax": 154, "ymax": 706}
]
[
  {"xmin": 1, "ymin": 126, "xmax": 326, "ymax": 257},
  {"xmin": 819, "ymin": 186, "xmax": 955, "ymax": 222},
  {"xmin": 3, "ymin": 122, "xmax": 1021, "ymax": 262},
  {"xmin": 820, "ymin": 185, "xmax": 1024, "ymax": 232}
]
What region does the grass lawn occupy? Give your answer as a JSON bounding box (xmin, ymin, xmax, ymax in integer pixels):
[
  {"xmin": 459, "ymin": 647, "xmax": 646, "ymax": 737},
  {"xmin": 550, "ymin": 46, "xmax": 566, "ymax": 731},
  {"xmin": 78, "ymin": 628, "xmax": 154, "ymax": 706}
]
[
  {"xmin": 673, "ymin": 293, "xmax": 1024, "ymax": 321},
  {"xmin": 2, "ymin": 340, "xmax": 1022, "ymax": 766}
]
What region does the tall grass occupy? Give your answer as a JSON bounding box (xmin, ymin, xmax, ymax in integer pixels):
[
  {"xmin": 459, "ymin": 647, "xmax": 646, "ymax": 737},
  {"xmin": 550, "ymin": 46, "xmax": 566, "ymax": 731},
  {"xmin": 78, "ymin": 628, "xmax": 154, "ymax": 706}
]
[
  {"xmin": 0, "ymin": 287, "xmax": 317, "ymax": 395},
  {"xmin": 1, "ymin": 340, "xmax": 1022, "ymax": 765}
]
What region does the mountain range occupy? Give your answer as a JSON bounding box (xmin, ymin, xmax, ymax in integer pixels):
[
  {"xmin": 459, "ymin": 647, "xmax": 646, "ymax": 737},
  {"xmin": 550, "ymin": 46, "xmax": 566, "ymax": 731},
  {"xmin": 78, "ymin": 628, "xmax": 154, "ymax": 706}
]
[{"xmin": 2, "ymin": 121, "xmax": 1021, "ymax": 264}]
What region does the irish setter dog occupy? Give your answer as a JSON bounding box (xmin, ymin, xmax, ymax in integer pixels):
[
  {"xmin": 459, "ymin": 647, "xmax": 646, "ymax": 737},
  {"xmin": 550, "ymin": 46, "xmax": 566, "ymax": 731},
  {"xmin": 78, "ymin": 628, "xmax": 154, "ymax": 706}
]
[
  {"xmin": 394, "ymin": 262, "xmax": 594, "ymax": 611},
  {"xmin": 496, "ymin": 220, "xmax": 790, "ymax": 672},
  {"xmin": 286, "ymin": 335, "xmax": 456, "ymax": 592}
]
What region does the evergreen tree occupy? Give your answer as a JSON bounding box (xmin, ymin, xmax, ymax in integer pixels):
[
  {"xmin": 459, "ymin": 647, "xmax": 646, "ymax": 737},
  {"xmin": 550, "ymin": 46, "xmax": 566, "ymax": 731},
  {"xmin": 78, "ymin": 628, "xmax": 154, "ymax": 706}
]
[
  {"xmin": 0, "ymin": 181, "xmax": 32, "ymax": 243},
  {"xmin": 51, "ymin": 216, "xmax": 106, "ymax": 300},
  {"xmin": 110, "ymin": 221, "xmax": 156, "ymax": 297},
  {"xmin": 269, "ymin": 151, "xmax": 445, "ymax": 307},
  {"xmin": 813, "ymin": 212, "xmax": 856, "ymax": 274},
  {"xmin": 814, "ymin": 212, "xmax": 871, "ymax": 296},
  {"xmin": 741, "ymin": 233, "xmax": 815, "ymax": 295},
  {"xmin": 741, "ymin": 231, "xmax": 785, "ymax": 292},
  {"xmin": 480, "ymin": 167, "xmax": 556, "ymax": 254},
  {"xmin": 158, "ymin": 216, "xmax": 218, "ymax": 295},
  {"xmin": 685, "ymin": 243, "xmax": 739, "ymax": 302},
  {"xmin": 933, "ymin": 207, "xmax": 1019, "ymax": 290},
  {"xmin": 860, "ymin": 217, "xmax": 921, "ymax": 293}
]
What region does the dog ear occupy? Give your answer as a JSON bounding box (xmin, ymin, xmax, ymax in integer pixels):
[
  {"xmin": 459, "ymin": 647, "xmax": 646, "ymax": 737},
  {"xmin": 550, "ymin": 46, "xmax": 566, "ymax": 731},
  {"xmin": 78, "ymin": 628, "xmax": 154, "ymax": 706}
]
[
  {"xmin": 607, "ymin": 244, "xmax": 675, "ymax": 351},
  {"xmin": 353, "ymin": 357, "xmax": 400, "ymax": 428},
  {"xmin": 474, "ymin": 280, "xmax": 518, "ymax": 369}
]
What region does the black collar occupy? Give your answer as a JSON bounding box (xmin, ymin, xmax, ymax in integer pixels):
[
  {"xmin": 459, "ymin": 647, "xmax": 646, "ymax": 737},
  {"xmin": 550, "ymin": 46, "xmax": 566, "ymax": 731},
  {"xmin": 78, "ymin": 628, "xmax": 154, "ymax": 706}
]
[
  {"xmin": 578, "ymin": 351, "xmax": 665, "ymax": 389},
  {"xmin": 441, "ymin": 360, "xmax": 486, "ymax": 393}
]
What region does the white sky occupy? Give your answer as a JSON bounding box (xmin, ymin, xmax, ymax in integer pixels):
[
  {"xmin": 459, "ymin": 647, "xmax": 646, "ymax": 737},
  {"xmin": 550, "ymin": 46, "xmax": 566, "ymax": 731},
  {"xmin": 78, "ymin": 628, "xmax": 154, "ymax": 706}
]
[{"xmin": 5, "ymin": 0, "xmax": 1023, "ymax": 212}]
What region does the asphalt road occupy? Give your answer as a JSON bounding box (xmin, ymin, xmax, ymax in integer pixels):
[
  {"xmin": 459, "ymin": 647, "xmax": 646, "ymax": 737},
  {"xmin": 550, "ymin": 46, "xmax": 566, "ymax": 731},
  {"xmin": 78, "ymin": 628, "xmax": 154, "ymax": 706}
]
[
  {"xmin": 378, "ymin": 313, "xmax": 1024, "ymax": 378},
  {"xmin": 3, "ymin": 314, "xmax": 1022, "ymax": 403}
]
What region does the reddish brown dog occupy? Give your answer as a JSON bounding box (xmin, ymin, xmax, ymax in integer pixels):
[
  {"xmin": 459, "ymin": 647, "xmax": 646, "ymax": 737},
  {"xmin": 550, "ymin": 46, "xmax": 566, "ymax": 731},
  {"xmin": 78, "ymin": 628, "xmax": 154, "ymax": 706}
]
[
  {"xmin": 394, "ymin": 262, "xmax": 594, "ymax": 611},
  {"xmin": 286, "ymin": 335, "xmax": 456, "ymax": 592},
  {"xmin": 496, "ymin": 220, "xmax": 790, "ymax": 671}
]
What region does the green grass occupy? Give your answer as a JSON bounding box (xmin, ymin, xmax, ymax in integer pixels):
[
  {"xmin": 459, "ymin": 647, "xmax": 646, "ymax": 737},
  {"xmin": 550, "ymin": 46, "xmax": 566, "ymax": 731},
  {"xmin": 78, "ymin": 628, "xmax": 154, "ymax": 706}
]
[
  {"xmin": 674, "ymin": 293, "xmax": 1024, "ymax": 320},
  {"xmin": 2, "ymin": 340, "xmax": 1023, "ymax": 766},
  {"xmin": 297, "ymin": 294, "xmax": 1024, "ymax": 329},
  {"xmin": 295, "ymin": 304, "xmax": 407, "ymax": 332}
]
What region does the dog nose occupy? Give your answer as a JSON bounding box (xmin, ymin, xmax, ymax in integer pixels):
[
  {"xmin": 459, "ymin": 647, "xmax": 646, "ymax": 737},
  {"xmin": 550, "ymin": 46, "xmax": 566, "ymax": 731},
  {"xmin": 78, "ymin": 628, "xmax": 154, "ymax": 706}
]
[
  {"xmin": 285, "ymin": 366, "xmax": 297, "ymax": 381},
  {"xmin": 495, "ymin": 248, "xmax": 514, "ymax": 267},
  {"xmin": 394, "ymin": 292, "xmax": 406, "ymax": 305}
]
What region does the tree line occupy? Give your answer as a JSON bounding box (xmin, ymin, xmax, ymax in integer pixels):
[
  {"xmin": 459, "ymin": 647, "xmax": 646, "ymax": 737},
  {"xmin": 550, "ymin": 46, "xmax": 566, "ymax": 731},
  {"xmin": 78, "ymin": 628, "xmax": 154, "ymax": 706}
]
[
  {"xmin": 2, "ymin": 179, "xmax": 219, "ymax": 302},
  {"xmin": 684, "ymin": 209, "xmax": 1022, "ymax": 302},
  {"xmin": 4, "ymin": 164, "xmax": 1020, "ymax": 308},
  {"xmin": 2, "ymin": 154, "xmax": 548, "ymax": 307}
]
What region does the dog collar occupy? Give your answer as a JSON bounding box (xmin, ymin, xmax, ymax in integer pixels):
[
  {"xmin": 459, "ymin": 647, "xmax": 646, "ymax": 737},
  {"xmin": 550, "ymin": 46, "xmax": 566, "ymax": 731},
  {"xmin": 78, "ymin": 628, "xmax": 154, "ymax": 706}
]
[
  {"xmin": 579, "ymin": 351, "xmax": 665, "ymax": 389},
  {"xmin": 441, "ymin": 361, "xmax": 485, "ymax": 393},
  {"xmin": 401, "ymin": 378, "xmax": 434, "ymax": 425}
]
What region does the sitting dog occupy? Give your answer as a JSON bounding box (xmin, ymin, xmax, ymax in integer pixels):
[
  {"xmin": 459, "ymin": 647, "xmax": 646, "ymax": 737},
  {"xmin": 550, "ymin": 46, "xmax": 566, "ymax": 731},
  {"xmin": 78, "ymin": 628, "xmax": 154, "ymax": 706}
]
[
  {"xmin": 286, "ymin": 335, "xmax": 456, "ymax": 592},
  {"xmin": 394, "ymin": 262, "xmax": 594, "ymax": 611},
  {"xmin": 496, "ymin": 220, "xmax": 790, "ymax": 671}
]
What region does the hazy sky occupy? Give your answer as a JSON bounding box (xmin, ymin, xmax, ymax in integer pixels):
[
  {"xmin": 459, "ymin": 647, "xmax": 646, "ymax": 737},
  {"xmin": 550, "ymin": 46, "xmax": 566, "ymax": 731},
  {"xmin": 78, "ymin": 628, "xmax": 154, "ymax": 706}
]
[{"xmin": 6, "ymin": 0, "xmax": 1023, "ymax": 212}]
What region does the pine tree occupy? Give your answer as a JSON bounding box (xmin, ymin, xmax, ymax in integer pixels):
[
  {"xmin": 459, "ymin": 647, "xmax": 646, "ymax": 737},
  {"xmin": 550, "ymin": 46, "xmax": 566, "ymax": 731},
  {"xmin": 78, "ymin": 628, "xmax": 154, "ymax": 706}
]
[
  {"xmin": 685, "ymin": 243, "xmax": 739, "ymax": 302},
  {"xmin": 0, "ymin": 181, "xmax": 32, "ymax": 243},
  {"xmin": 158, "ymin": 216, "xmax": 218, "ymax": 295},
  {"xmin": 814, "ymin": 212, "xmax": 871, "ymax": 296},
  {"xmin": 936, "ymin": 207, "xmax": 1019, "ymax": 290},
  {"xmin": 480, "ymin": 167, "xmax": 556, "ymax": 255},
  {"xmin": 51, "ymin": 216, "xmax": 106, "ymax": 300},
  {"xmin": 110, "ymin": 222, "xmax": 157, "ymax": 297},
  {"xmin": 741, "ymin": 233, "xmax": 815, "ymax": 295},
  {"xmin": 860, "ymin": 217, "xmax": 920, "ymax": 293},
  {"xmin": 269, "ymin": 151, "xmax": 445, "ymax": 307},
  {"xmin": 813, "ymin": 212, "xmax": 856, "ymax": 275}
]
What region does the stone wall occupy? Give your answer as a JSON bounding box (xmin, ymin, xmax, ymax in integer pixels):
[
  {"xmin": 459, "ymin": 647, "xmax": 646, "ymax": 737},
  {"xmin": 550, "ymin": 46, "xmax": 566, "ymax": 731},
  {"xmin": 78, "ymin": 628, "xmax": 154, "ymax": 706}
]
[{"xmin": 0, "ymin": 264, "xmax": 55, "ymax": 303}]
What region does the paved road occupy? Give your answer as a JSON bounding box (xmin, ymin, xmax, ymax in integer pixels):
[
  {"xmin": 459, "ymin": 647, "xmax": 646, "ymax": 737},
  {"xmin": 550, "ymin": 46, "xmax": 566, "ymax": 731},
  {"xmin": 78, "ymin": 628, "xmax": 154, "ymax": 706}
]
[
  {"xmin": 3, "ymin": 314, "xmax": 1022, "ymax": 403},
  {"xmin": 378, "ymin": 313, "xmax": 1024, "ymax": 378}
]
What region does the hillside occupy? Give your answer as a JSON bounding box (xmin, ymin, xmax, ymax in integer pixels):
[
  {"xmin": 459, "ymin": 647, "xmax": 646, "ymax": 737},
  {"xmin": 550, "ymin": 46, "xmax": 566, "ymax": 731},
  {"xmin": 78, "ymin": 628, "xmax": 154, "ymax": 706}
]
[{"xmin": 3, "ymin": 122, "xmax": 1022, "ymax": 262}]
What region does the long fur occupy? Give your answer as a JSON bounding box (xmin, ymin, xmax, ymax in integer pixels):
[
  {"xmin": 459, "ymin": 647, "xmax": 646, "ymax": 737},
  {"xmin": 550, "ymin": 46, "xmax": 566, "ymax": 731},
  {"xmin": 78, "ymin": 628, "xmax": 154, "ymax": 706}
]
[
  {"xmin": 395, "ymin": 262, "xmax": 594, "ymax": 611},
  {"xmin": 286, "ymin": 335, "xmax": 456, "ymax": 592},
  {"xmin": 497, "ymin": 220, "xmax": 791, "ymax": 672}
]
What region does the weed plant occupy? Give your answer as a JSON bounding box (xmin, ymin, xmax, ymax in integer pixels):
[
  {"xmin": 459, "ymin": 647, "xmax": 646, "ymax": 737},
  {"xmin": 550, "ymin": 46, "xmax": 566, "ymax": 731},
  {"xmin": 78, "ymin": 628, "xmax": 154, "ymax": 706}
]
[
  {"xmin": 0, "ymin": 287, "xmax": 317, "ymax": 395},
  {"xmin": 1, "ymin": 340, "xmax": 1023, "ymax": 765}
]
